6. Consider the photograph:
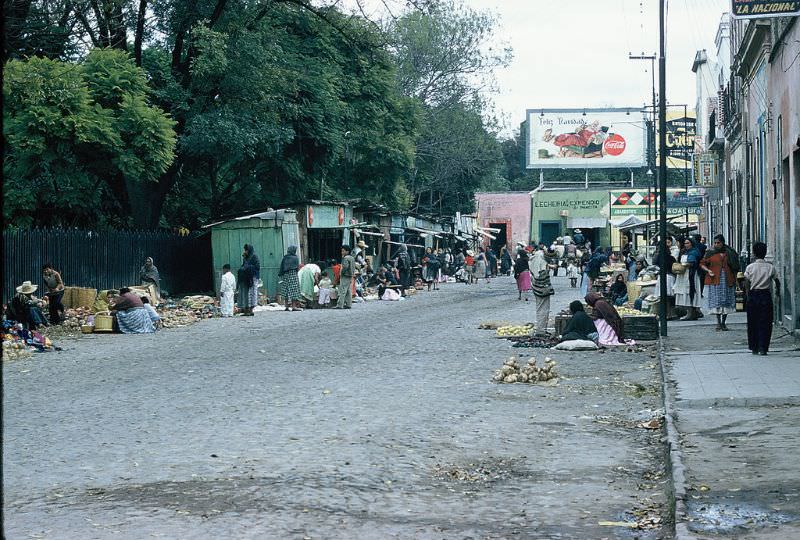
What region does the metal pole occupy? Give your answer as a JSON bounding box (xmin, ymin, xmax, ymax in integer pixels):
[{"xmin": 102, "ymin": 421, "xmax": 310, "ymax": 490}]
[
  {"xmin": 684, "ymin": 103, "xmax": 689, "ymax": 224},
  {"xmin": 658, "ymin": 0, "xmax": 668, "ymax": 337}
]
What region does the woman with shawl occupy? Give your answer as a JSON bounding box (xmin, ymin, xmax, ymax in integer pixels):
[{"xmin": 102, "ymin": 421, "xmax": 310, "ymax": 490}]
[
  {"xmin": 674, "ymin": 237, "xmax": 702, "ymax": 320},
  {"xmin": 561, "ymin": 300, "xmax": 599, "ymax": 342},
  {"xmin": 514, "ymin": 249, "xmax": 532, "ymax": 300},
  {"xmin": 585, "ymin": 292, "xmax": 625, "ymax": 345},
  {"xmin": 111, "ymin": 288, "xmax": 155, "ymax": 334},
  {"xmin": 237, "ymin": 244, "xmax": 260, "ymax": 316},
  {"xmin": 298, "ymin": 261, "xmax": 321, "ymax": 308},
  {"xmin": 530, "ymin": 248, "xmax": 554, "ymax": 333},
  {"xmin": 423, "ymin": 247, "xmax": 440, "ymax": 290},
  {"xmin": 500, "ymin": 246, "xmax": 512, "ymax": 276},
  {"xmin": 279, "ymin": 245, "xmax": 303, "ymax": 311},
  {"xmin": 582, "ymin": 248, "xmax": 607, "ymax": 296},
  {"xmin": 700, "ymin": 234, "xmax": 739, "ymax": 330},
  {"xmin": 139, "ymin": 257, "xmax": 161, "ymax": 301},
  {"xmin": 395, "ymin": 244, "xmax": 412, "ymax": 295},
  {"xmin": 609, "ymin": 274, "xmax": 629, "ymax": 306},
  {"xmin": 653, "ymin": 238, "xmax": 677, "ymax": 319}
]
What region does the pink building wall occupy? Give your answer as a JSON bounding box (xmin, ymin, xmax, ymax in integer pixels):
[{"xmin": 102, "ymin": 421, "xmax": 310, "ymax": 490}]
[{"xmin": 474, "ymin": 192, "xmax": 531, "ymax": 249}]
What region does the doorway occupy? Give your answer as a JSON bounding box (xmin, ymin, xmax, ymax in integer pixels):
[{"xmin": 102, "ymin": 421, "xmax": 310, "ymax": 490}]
[
  {"xmin": 539, "ymin": 221, "xmax": 560, "ymax": 246},
  {"xmin": 489, "ymin": 222, "xmax": 508, "ymax": 254}
]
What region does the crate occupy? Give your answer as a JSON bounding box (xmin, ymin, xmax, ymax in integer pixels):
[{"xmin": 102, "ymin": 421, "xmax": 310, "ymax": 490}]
[{"xmin": 623, "ymin": 315, "xmax": 659, "ymax": 341}]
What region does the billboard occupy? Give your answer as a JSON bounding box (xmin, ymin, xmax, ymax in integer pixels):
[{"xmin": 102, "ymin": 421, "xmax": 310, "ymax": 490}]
[
  {"xmin": 526, "ymin": 108, "xmax": 647, "ymax": 169},
  {"xmin": 660, "ymin": 110, "xmax": 696, "ymax": 169},
  {"xmin": 731, "ymin": 0, "xmax": 800, "ymax": 19}
]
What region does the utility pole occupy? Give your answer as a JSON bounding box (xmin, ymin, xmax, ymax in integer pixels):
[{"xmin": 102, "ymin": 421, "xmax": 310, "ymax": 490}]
[
  {"xmin": 658, "ymin": 0, "xmax": 668, "ymax": 337},
  {"xmin": 629, "ymin": 53, "xmax": 657, "ymax": 248}
]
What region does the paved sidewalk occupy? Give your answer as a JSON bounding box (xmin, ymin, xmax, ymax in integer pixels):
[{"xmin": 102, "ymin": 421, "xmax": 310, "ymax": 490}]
[{"xmin": 662, "ymin": 312, "xmax": 800, "ymax": 539}]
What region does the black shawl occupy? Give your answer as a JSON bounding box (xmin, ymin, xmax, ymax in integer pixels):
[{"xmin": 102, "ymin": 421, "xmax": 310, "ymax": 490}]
[{"xmin": 279, "ymin": 246, "xmax": 299, "ymax": 275}]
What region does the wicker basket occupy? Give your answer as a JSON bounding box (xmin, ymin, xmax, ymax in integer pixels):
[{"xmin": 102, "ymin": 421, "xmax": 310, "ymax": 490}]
[
  {"xmin": 62, "ymin": 287, "xmax": 77, "ymax": 309},
  {"xmin": 76, "ymin": 288, "xmax": 97, "ymax": 309},
  {"xmin": 94, "ymin": 311, "xmax": 114, "ymax": 332}
]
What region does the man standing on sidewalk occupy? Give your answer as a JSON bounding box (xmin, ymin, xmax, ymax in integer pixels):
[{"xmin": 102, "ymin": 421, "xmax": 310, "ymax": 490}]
[
  {"xmin": 743, "ymin": 241, "xmax": 780, "ymax": 355},
  {"xmin": 337, "ymin": 245, "xmax": 355, "ymax": 309}
]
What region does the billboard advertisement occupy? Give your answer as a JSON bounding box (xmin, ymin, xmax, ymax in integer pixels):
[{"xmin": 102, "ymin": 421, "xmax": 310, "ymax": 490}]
[
  {"xmin": 526, "ymin": 108, "xmax": 647, "ymax": 169},
  {"xmin": 731, "ymin": 0, "xmax": 800, "ymax": 19},
  {"xmin": 660, "ymin": 110, "xmax": 696, "ymax": 169}
]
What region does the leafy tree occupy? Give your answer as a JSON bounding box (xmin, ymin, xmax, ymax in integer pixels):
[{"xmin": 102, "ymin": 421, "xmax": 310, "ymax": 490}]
[{"xmin": 3, "ymin": 49, "xmax": 177, "ymax": 227}]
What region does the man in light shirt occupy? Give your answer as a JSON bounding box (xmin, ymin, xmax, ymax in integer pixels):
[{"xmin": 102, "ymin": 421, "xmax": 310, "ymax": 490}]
[{"xmin": 743, "ymin": 242, "xmax": 780, "ymax": 355}]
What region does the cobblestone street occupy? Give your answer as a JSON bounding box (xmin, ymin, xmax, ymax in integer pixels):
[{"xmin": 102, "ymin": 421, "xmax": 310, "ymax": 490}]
[{"xmin": 4, "ymin": 276, "xmax": 670, "ymax": 539}]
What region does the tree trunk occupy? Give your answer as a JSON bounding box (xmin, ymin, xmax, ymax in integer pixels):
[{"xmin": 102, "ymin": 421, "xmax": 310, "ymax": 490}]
[{"xmin": 134, "ymin": 0, "xmax": 147, "ymax": 66}]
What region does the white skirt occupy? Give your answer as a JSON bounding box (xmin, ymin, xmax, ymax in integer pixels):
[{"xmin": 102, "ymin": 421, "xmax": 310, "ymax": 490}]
[{"xmin": 674, "ymin": 271, "xmax": 702, "ymax": 308}]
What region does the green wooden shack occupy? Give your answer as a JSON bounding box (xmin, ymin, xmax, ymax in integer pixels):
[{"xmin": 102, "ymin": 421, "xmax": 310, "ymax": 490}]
[{"xmin": 204, "ymin": 209, "xmax": 300, "ymax": 301}]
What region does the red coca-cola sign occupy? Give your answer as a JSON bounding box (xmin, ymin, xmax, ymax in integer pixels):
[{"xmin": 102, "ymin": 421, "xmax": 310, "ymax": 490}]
[
  {"xmin": 617, "ymin": 192, "xmax": 631, "ymax": 205},
  {"xmin": 603, "ymin": 134, "xmax": 626, "ymax": 156}
]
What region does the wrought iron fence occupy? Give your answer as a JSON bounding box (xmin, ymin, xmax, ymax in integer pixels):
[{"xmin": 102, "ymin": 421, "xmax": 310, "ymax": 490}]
[{"xmin": 3, "ymin": 228, "xmax": 212, "ymax": 304}]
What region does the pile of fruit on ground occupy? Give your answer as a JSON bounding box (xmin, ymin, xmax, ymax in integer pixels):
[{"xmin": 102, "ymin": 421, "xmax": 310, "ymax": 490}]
[{"xmin": 492, "ymin": 356, "xmax": 559, "ymax": 384}]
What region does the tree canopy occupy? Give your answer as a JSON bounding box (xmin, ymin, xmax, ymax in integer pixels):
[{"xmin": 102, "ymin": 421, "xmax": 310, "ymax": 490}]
[{"xmin": 3, "ymin": 0, "xmax": 514, "ymax": 229}]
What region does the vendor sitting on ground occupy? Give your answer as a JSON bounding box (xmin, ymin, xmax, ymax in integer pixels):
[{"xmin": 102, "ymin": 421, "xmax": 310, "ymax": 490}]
[
  {"xmin": 141, "ymin": 297, "xmax": 161, "ymax": 329},
  {"xmin": 110, "ymin": 288, "xmax": 155, "ymax": 334},
  {"xmin": 585, "ymin": 292, "xmax": 625, "ymax": 345},
  {"xmin": 560, "ymin": 300, "xmax": 599, "ymax": 343},
  {"xmin": 6, "ymin": 281, "xmax": 48, "ymax": 329},
  {"xmin": 609, "ymin": 274, "xmax": 629, "ymax": 306}
]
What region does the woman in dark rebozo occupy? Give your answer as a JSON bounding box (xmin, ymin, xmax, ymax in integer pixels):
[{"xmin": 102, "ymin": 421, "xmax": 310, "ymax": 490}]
[
  {"xmin": 609, "ymin": 274, "xmax": 629, "ymax": 306},
  {"xmin": 674, "ymin": 237, "xmax": 702, "ymax": 321},
  {"xmin": 279, "ymin": 245, "xmax": 303, "ymax": 311},
  {"xmin": 500, "ymin": 246, "xmax": 513, "ymax": 276},
  {"xmin": 700, "ymin": 234, "xmax": 739, "ymax": 331},
  {"xmin": 237, "ymin": 244, "xmax": 260, "ymax": 316},
  {"xmin": 585, "ymin": 292, "xmax": 625, "ymax": 345},
  {"xmin": 560, "ymin": 300, "xmax": 599, "ymax": 342},
  {"xmin": 395, "ymin": 244, "xmax": 412, "ymax": 296}
]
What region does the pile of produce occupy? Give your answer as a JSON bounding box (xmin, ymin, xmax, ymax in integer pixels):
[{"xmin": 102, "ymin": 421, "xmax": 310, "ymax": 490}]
[
  {"xmin": 2, "ymin": 321, "xmax": 58, "ymax": 360},
  {"xmin": 616, "ymin": 306, "xmax": 647, "ymax": 316},
  {"xmin": 492, "ymin": 356, "xmax": 559, "ymax": 384},
  {"xmin": 61, "ymin": 308, "xmax": 94, "ymax": 330},
  {"xmin": 478, "ymin": 320, "xmax": 511, "ymax": 330},
  {"xmin": 511, "ymin": 335, "xmax": 560, "ymax": 349},
  {"xmin": 181, "ymin": 295, "xmax": 216, "ymax": 309},
  {"xmin": 495, "ymin": 324, "xmax": 534, "ymax": 338}
]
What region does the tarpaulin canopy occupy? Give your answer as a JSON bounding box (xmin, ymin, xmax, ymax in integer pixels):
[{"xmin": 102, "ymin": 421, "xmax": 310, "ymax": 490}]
[{"xmin": 567, "ymin": 217, "xmax": 608, "ymax": 229}]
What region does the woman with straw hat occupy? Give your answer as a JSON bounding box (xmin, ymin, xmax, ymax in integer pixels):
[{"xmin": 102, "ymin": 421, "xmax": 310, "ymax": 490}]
[{"xmin": 7, "ymin": 281, "xmax": 48, "ymax": 329}]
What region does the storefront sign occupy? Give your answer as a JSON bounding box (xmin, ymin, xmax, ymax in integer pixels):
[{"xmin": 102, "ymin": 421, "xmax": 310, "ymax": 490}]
[
  {"xmin": 305, "ymin": 205, "xmax": 351, "ymax": 228},
  {"xmin": 693, "ymin": 153, "xmax": 718, "ymax": 187},
  {"xmin": 732, "ymin": 0, "xmax": 800, "ymax": 19},
  {"xmin": 610, "ymin": 190, "xmax": 703, "ymax": 216},
  {"xmin": 526, "ymin": 108, "xmax": 647, "ymax": 169},
  {"xmin": 532, "ymin": 190, "xmax": 606, "ymax": 216}
]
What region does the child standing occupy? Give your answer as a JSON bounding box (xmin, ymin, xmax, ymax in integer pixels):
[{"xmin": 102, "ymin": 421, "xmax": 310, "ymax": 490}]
[
  {"xmin": 219, "ymin": 264, "xmax": 236, "ymax": 317},
  {"xmin": 318, "ymin": 271, "xmax": 334, "ymax": 307},
  {"xmin": 566, "ymin": 259, "xmax": 579, "ymax": 288},
  {"xmin": 743, "ymin": 241, "xmax": 780, "ymax": 355}
]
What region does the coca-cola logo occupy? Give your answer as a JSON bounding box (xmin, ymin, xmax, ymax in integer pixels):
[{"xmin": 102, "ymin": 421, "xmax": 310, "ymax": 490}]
[
  {"xmin": 617, "ymin": 193, "xmax": 631, "ymax": 205},
  {"xmin": 603, "ymin": 134, "xmax": 626, "ymax": 156}
]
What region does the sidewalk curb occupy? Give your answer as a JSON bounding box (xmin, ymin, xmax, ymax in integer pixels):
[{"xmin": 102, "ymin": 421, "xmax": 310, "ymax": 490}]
[{"xmin": 658, "ymin": 337, "xmax": 696, "ymax": 540}]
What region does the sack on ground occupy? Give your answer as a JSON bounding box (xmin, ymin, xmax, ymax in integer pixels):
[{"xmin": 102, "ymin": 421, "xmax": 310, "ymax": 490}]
[{"xmin": 552, "ymin": 339, "xmax": 598, "ymax": 351}]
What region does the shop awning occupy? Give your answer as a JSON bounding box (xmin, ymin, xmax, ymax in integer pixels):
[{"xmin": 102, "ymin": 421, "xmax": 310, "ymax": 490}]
[
  {"xmin": 609, "ymin": 215, "xmax": 646, "ymax": 229},
  {"xmin": 567, "ymin": 217, "xmax": 607, "ymax": 229},
  {"xmin": 406, "ymin": 226, "xmax": 443, "ymax": 238},
  {"xmin": 353, "ymin": 229, "xmax": 385, "ymax": 237}
]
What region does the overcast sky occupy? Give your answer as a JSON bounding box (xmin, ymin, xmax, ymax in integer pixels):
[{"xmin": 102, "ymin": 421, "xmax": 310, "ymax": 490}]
[{"xmin": 463, "ymin": 0, "xmax": 730, "ymax": 133}]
